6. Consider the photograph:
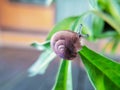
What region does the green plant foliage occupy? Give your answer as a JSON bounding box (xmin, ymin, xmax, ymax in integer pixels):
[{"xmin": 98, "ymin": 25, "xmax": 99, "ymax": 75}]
[
  {"xmin": 95, "ymin": 31, "xmax": 118, "ymax": 39},
  {"xmin": 31, "ymin": 41, "xmax": 50, "ymax": 51},
  {"xmin": 46, "ymin": 16, "xmax": 79, "ymax": 40},
  {"xmin": 53, "ymin": 60, "xmax": 72, "ymax": 90},
  {"xmin": 29, "ymin": 1, "xmax": 120, "ymax": 90},
  {"xmin": 111, "ymin": 39, "xmax": 120, "ymax": 53},
  {"xmin": 46, "ymin": 13, "xmax": 92, "ymax": 40},
  {"xmin": 90, "ymin": 0, "xmax": 120, "ymax": 32},
  {"xmin": 28, "ymin": 49, "xmax": 56, "ymax": 76},
  {"xmin": 69, "ymin": 13, "xmax": 93, "ymax": 40},
  {"xmin": 78, "ymin": 46, "xmax": 120, "ymax": 90},
  {"xmin": 29, "ymin": 16, "xmax": 81, "ymax": 76},
  {"xmin": 90, "ymin": 0, "xmax": 120, "ymax": 22},
  {"xmin": 92, "ymin": 10, "xmax": 120, "ymax": 34},
  {"xmin": 91, "ymin": 14, "xmax": 104, "ymax": 39}
]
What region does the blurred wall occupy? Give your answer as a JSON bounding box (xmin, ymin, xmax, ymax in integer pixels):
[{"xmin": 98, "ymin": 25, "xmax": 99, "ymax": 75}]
[
  {"xmin": 56, "ymin": 0, "xmax": 90, "ymax": 22},
  {"xmin": 0, "ymin": 0, "xmax": 54, "ymax": 30},
  {"xmin": 0, "ymin": 0, "xmax": 55, "ymax": 47}
]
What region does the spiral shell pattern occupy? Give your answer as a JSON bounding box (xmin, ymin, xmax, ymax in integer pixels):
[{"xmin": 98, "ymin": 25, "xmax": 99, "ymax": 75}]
[{"xmin": 51, "ymin": 30, "xmax": 82, "ymax": 60}]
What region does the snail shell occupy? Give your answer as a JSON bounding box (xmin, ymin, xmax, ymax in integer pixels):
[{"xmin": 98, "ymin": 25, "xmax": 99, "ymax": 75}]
[{"xmin": 50, "ymin": 30, "xmax": 82, "ymax": 60}]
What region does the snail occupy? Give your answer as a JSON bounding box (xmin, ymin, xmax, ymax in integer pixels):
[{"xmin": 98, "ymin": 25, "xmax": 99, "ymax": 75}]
[{"xmin": 50, "ymin": 24, "xmax": 88, "ymax": 60}]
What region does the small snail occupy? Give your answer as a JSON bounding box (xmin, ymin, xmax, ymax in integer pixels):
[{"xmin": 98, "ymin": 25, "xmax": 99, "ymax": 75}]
[{"xmin": 50, "ymin": 24, "xmax": 88, "ymax": 60}]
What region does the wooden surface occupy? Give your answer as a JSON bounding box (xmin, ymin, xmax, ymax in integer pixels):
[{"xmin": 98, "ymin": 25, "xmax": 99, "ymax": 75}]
[
  {"xmin": 0, "ymin": 0, "xmax": 55, "ymax": 47},
  {"xmin": 0, "ymin": 0, "xmax": 54, "ymax": 30},
  {"xmin": 1, "ymin": 30, "xmax": 47, "ymax": 47}
]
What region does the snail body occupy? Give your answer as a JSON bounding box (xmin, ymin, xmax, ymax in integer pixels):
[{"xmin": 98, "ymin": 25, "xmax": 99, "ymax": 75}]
[{"xmin": 50, "ymin": 30, "xmax": 82, "ymax": 60}]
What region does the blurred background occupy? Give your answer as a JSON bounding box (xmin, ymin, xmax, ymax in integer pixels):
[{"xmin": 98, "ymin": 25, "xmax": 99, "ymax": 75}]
[{"xmin": 0, "ymin": 0, "xmax": 119, "ymax": 90}]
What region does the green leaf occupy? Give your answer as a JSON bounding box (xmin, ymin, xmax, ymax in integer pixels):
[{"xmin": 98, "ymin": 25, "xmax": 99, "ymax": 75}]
[
  {"xmin": 92, "ymin": 10, "xmax": 120, "ymax": 34},
  {"xmin": 92, "ymin": 14, "xmax": 104, "ymax": 38},
  {"xmin": 95, "ymin": 31, "xmax": 118, "ymax": 38},
  {"xmin": 69, "ymin": 13, "xmax": 93, "ymax": 40},
  {"xmin": 46, "ymin": 16, "xmax": 79, "ymax": 40},
  {"xmin": 78, "ymin": 46, "xmax": 120, "ymax": 90},
  {"xmin": 28, "ymin": 49, "xmax": 56, "ymax": 76},
  {"xmin": 107, "ymin": 0, "xmax": 120, "ymax": 22},
  {"xmin": 102, "ymin": 38, "xmax": 114, "ymax": 53},
  {"xmin": 89, "ymin": 0, "xmax": 98, "ymax": 9},
  {"xmin": 90, "ymin": 0, "xmax": 120, "ymax": 22},
  {"xmin": 69, "ymin": 13, "xmax": 87, "ymax": 31},
  {"xmin": 31, "ymin": 41, "xmax": 50, "ymax": 50},
  {"xmin": 111, "ymin": 39, "xmax": 120, "ymax": 53},
  {"xmin": 53, "ymin": 60, "xmax": 72, "ymax": 90},
  {"xmin": 29, "ymin": 15, "xmax": 83, "ymax": 76},
  {"xmin": 46, "ymin": 13, "xmax": 93, "ymax": 41},
  {"xmin": 89, "ymin": 0, "xmax": 108, "ymax": 11},
  {"xmin": 100, "ymin": 33, "xmax": 120, "ymax": 53}
]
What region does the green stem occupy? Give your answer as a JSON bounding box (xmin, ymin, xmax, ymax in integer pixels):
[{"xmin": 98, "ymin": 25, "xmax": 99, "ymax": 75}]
[{"xmin": 53, "ymin": 60, "xmax": 72, "ymax": 90}]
